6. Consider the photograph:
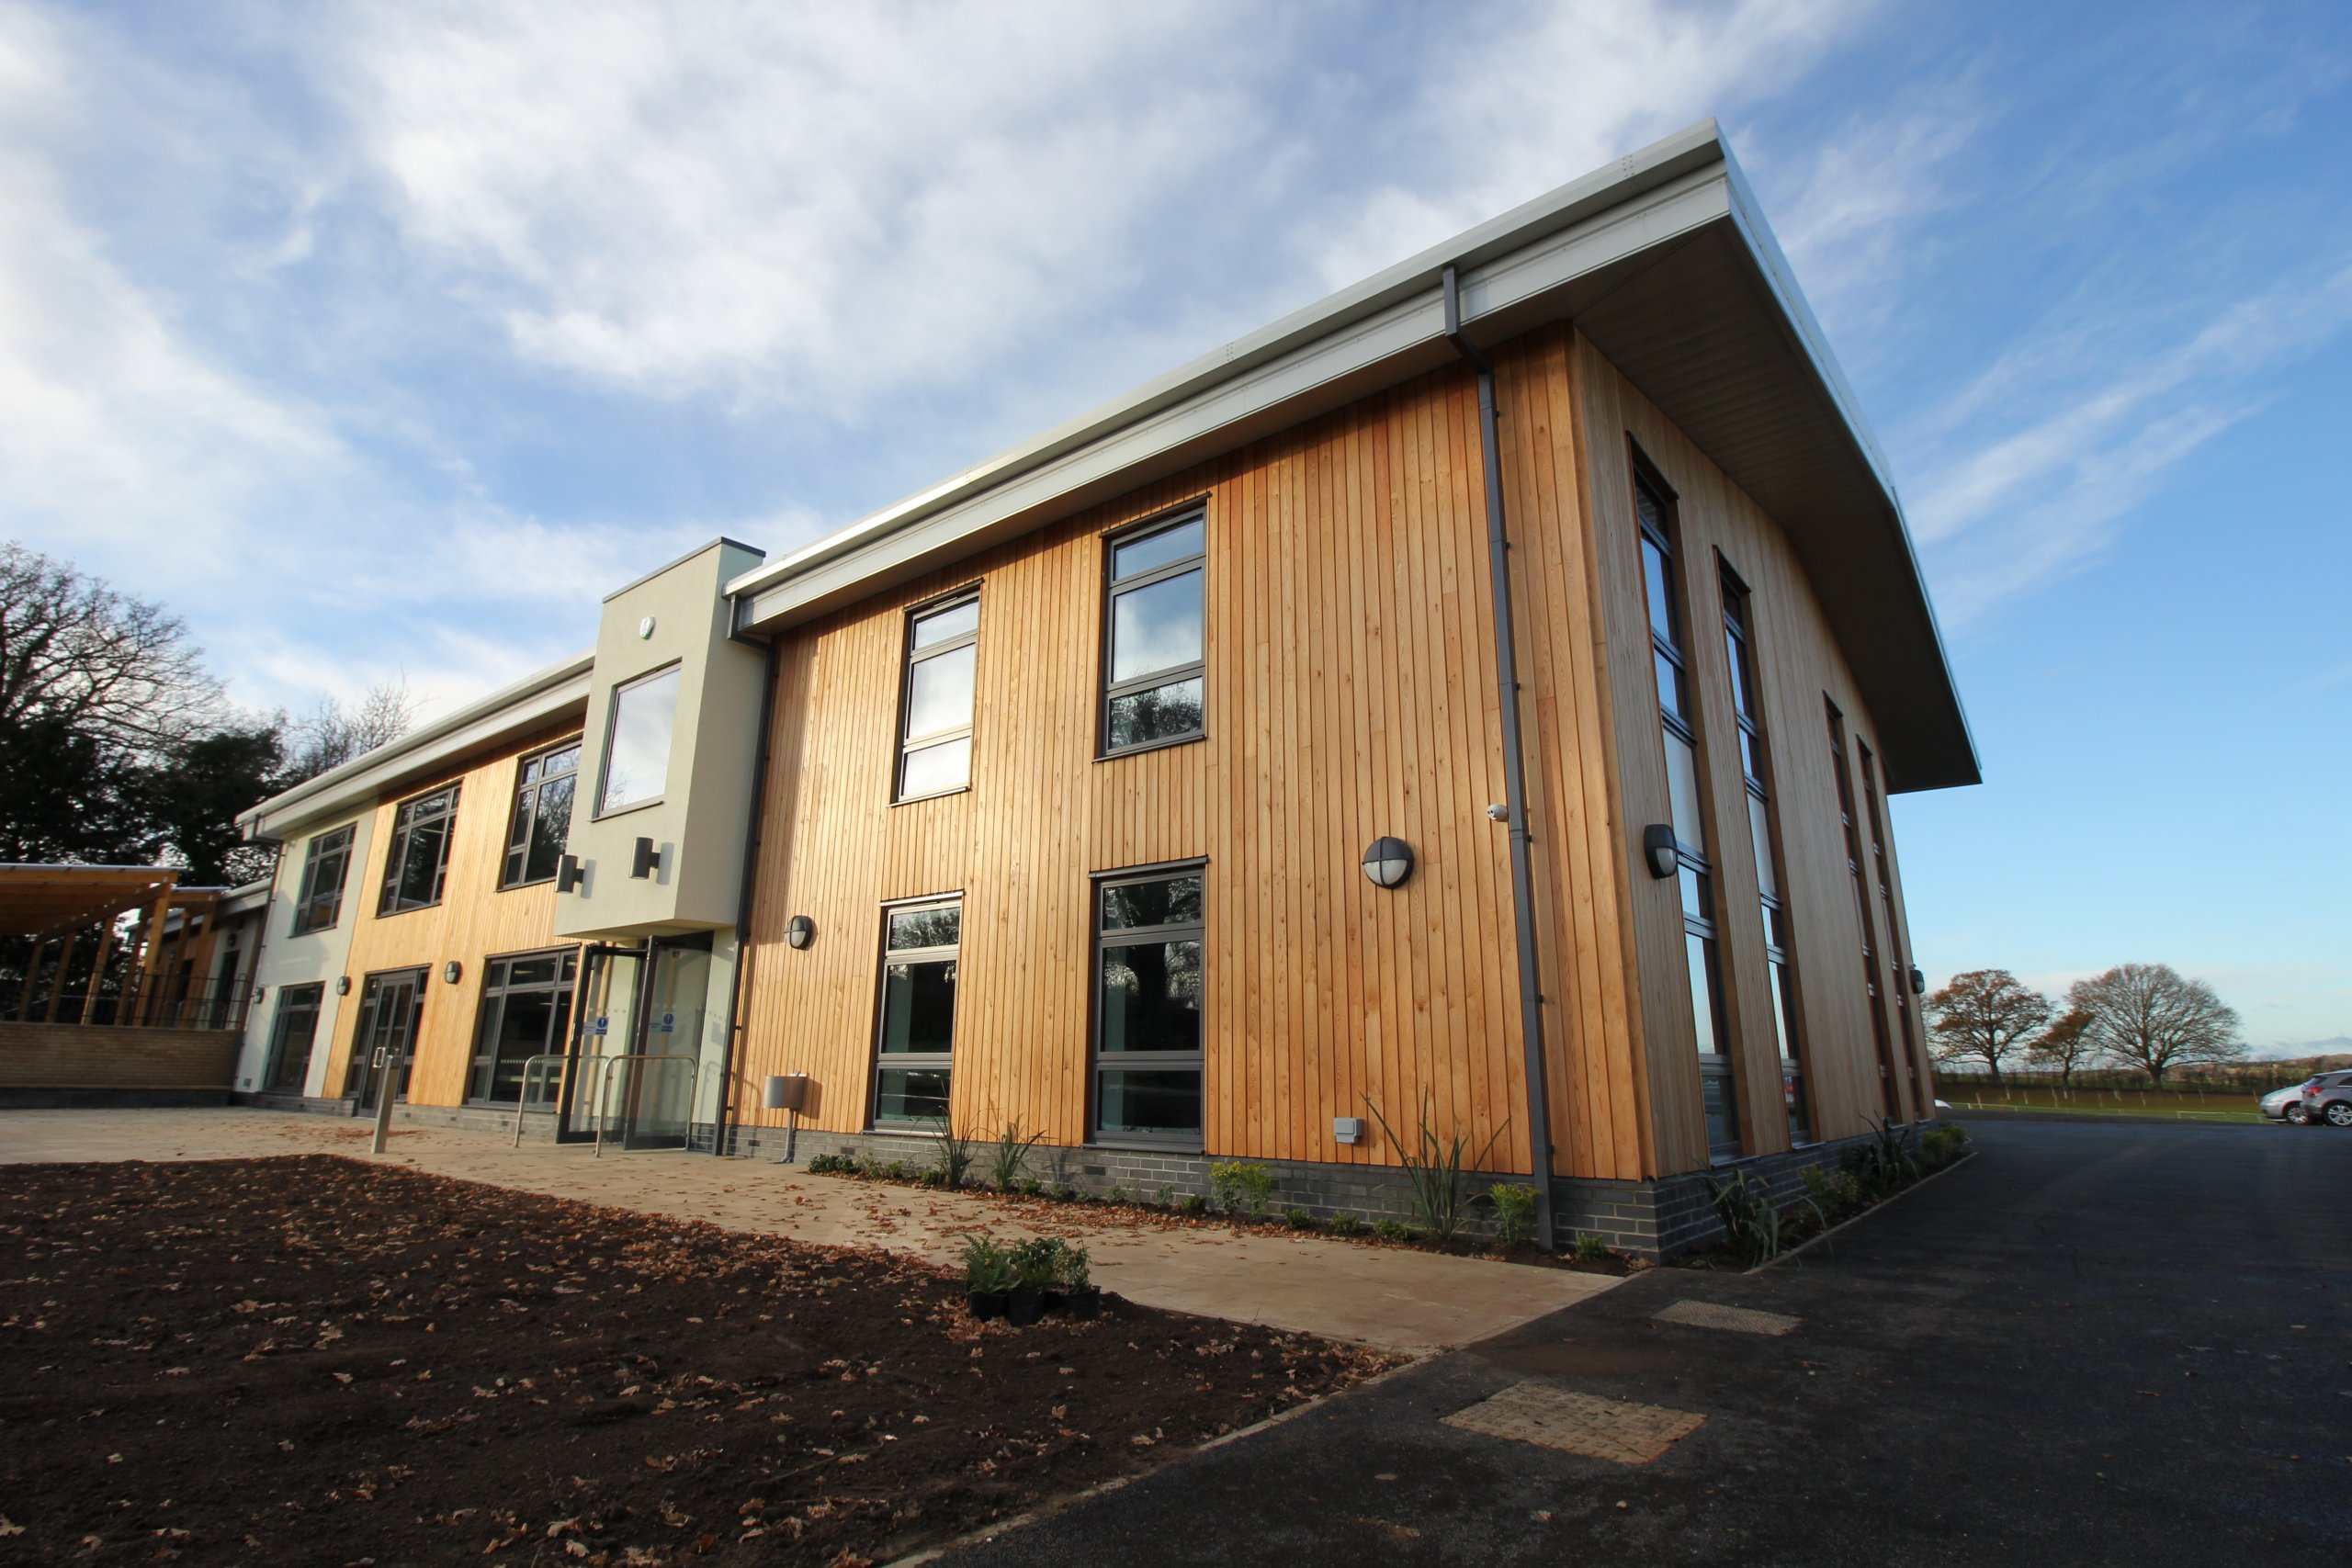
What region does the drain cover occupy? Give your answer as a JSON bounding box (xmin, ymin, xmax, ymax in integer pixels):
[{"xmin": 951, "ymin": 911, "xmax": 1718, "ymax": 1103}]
[
  {"xmin": 1653, "ymin": 1299, "xmax": 1801, "ymax": 1336},
  {"xmin": 1442, "ymin": 1382, "xmax": 1705, "ymax": 1465}
]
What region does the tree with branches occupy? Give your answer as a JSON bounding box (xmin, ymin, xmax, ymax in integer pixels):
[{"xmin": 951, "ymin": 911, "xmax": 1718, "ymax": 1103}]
[
  {"xmin": 2025, "ymin": 1007, "xmax": 2099, "ymax": 1086},
  {"xmin": 1925, "ymin": 968, "xmax": 2052, "ymax": 1082},
  {"xmin": 2066, "ymin": 963, "xmax": 2245, "ymax": 1084}
]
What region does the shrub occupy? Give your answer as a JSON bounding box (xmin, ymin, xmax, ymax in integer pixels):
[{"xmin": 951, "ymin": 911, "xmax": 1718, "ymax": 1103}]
[
  {"xmin": 881, "ymin": 1159, "xmax": 910, "ymax": 1181},
  {"xmin": 1154, "ymin": 1185, "xmax": 1174, "ymax": 1209},
  {"xmin": 919, "ymin": 1168, "xmax": 944, "ymax": 1188},
  {"xmin": 1330, "ymin": 1213, "xmax": 1366, "ymax": 1237},
  {"xmin": 1176, "ymin": 1193, "xmax": 1207, "ymax": 1217},
  {"xmin": 1372, "ymin": 1217, "xmax": 1410, "ymax": 1242},
  {"xmin": 928, "ymin": 1114, "xmax": 977, "ymax": 1189},
  {"xmin": 1707, "ymin": 1168, "xmax": 1823, "ymax": 1266},
  {"xmin": 1488, "ymin": 1183, "xmax": 1538, "ymax": 1248},
  {"xmin": 1008, "ymin": 1236, "xmax": 1079, "ymax": 1292},
  {"xmin": 989, "ymin": 1117, "xmax": 1047, "ymax": 1192},
  {"xmin": 1107, "ymin": 1184, "xmax": 1130, "ymax": 1205},
  {"xmin": 1283, "ymin": 1207, "xmax": 1315, "ymax": 1230},
  {"xmin": 1920, "ymin": 1123, "xmax": 1968, "ymax": 1169},
  {"xmin": 1051, "ymin": 1241, "xmax": 1091, "ymax": 1292},
  {"xmin": 1573, "ymin": 1232, "xmax": 1611, "ymax": 1263},
  {"xmin": 1363, "ymin": 1095, "xmax": 1505, "ymax": 1242},
  {"xmin": 805, "ymin": 1153, "xmax": 842, "ymax": 1175},
  {"xmin": 1016, "ymin": 1178, "xmax": 1044, "ymax": 1197},
  {"xmin": 1845, "ymin": 1119, "xmax": 1921, "ymax": 1201},
  {"xmin": 1209, "ymin": 1160, "xmax": 1276, "ymax": 1218},
  {"xmin": 961, "ymin": 1236, "xmax": 1017, "ymax": 1295}
]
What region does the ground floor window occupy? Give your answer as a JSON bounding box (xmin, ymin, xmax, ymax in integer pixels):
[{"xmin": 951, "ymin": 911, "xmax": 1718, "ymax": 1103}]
[
  {"xmin": 469, "ymin": 949, "xmax": 579, "ymax": 1103},
  {"xmin": 1092, "ymin": 865, "xmax": 1204, "ymax": 1144},
  {"xmin": 873, "ymin": 897, "xmax": 960, "ymax": 1125},
  {"xmin": 263, "ymin": 983, "xmax": 324, "ymax": 1092}
]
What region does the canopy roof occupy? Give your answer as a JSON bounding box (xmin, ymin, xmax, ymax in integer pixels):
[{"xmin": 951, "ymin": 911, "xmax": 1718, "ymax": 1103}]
[{"xmin": 0, "ymin": 864, "xmax": 187, "ymax": 941}]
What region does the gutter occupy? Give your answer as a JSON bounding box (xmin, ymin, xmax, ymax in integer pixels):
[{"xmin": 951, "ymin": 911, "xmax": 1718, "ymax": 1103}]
[
  {"xmin": 709, "ymin": 630, "xmax": 782, "ymax": 1157},
  {"xmin": 1442, "ymin": 264, "xmax": 1558, "ymax": 1252}
]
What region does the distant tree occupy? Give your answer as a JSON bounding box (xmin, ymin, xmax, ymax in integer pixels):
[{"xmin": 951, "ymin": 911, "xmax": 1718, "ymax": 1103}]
[
  {"xmin": 2025, "ymin": 1007, "xmax": 2098, "ymax": 1086},
  {"xmin": 1925, "ymin": 968, "xmax": 2052, "ymax": 1082},
  {"xmin": 141, "ymin": 722, "xmax": 289, "ymax": 886},
  {"xmin": 281, "ymin": 678, "xmax": 417, "ymax": 785},
  {"xmin": 0, "ymin": 541, "xmax": 224, "ymax": 747},
  {"xmin": 0, "ymin": 710, "xmax": 160, "ymax": 865},
  {"xmin": 2066, "ymin": 963, "xmax": 2245, "ymax": 1085}
]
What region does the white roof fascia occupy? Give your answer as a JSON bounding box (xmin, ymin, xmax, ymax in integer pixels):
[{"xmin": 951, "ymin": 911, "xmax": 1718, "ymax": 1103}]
[{"xmin": 238, "ymin": 652, "xmax": 596, "ymax": 842}]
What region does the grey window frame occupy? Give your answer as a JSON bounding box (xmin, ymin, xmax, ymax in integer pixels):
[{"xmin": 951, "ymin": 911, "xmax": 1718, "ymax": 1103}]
[
  {"xmin": 1099, "ymin": 506, "xmax": 1207, "ymax": 757},
  {"xmin": 502, "ymin": 738, "xmax": 582, "ymax": 889},
  {"xmin": 377, "ymin": 784, "xmax": 459, "ymax": 918},
  {"xmin": 290, "ymin": 825, "xmax": 354, "ymax": 936},
  {"xmin": 1828, "ymin": 701, "xmax": 1905, "ymax": 1122},
  {"xmin": 1856, "ymin": 742, "xmax": 1926, "ymax": 1117},
  {"xmin": 894, "ymin": 589, "xmax": 980, "ymax": 803},
  {"xmin": 1089, "ymin": 859, "xmax": 1207, "ymax": 1151},
  {"xmin": 595, "ymin": 662, "xmax": 682, "ymax": 818},
  {"xmin": 263, "ymin": 982, "xmax": 325, "ymax": 1092},
  {"xmin": 868, "ymin": 894, "xmax": 962, "ymax": 1128},
  {"xmin": 466, "ymin": 947, "xmax": 580, "ymax": 1104}
]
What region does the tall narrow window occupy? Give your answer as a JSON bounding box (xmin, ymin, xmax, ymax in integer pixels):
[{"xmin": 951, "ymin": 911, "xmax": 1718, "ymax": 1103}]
[
  {"xmin": 1857, "ymin": 745, "xmax": 1924, "ymax": 1117},
  {"xmin": 1102, "ymin": 511, "xmax": 1205, "ymax": 753},
  {"xmin": 1636, "ymin": 473, "xmax": 1739, "ymax": 1158},
  {"xmin": 1093, "ymin": 867, "xmax": 1204, "ymax": 1143},
  {"xmin": 291, "ymin": 825, "xmax": 354, "ymax": 936},
  {"xmin": 873, "ymin": 898, "xmax": 960, "ymax": 1124},
  {"xmin": 1722, "ymin": 575, "xmax": 1809, "ymax": 1144},
  {"xmin": 378, "ymin": 784, "xmax": 459, "ymax": 916},
  {"xmin": 503, "ymin": 740, "xmax": 580, "ymax": 888},
  {"xmin": 598, "ymin": 665, "xmax": 681, "ymax": 815},
  {"xmin": 469, "ymin": 949, "xmax": 579, "ymax": 1103},
  {"xmin": 1829, "ymin": 705, "xmax": 1903, "ymax": 1120},
  {"xmin": 263, "ymin": 983, "xmax": 324, "ymax": 1092},
  {"xmin": 897, "ymin": 593, "xmax": 978, "ymax": 800}
]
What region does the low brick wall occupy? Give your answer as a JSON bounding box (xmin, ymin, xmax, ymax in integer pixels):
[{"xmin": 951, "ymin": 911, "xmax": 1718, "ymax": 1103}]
[{"xmin": 0, "ymin": 1021, "xmax": 240, "ymax": 1102}]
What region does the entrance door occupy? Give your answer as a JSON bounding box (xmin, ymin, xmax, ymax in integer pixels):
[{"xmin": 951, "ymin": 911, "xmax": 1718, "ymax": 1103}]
[
  {"xmin": 346, "ymin": 969, "xmax": 425, "ymax": 1114},
  {"xmin": 616, "ymin": 935, "xmax": 712, "ymax": 1150},
  {"xmin": 560, "ymin": 944, "xmax": 646, "ymax": 1143}
]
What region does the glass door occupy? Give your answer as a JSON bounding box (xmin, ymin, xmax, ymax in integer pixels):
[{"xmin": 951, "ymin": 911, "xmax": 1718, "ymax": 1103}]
[
  {"xmin": 620, "ymin": 936, "xmax": 712, "ymax": 1150},
  {"xmin": 346, "ymin": 969, "xmax": 424, "ymax": 1114},
  {"xmin": 560, "ymin": 944, "xmax": 645, "ymax": 1142}
]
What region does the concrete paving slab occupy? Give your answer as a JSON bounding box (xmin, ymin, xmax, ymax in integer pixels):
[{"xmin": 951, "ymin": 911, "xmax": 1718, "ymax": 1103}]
[
  {"xmin": 1650, "ymin": 1298, "xmax": 1799, "ymax": 1335},
  {"xmin": 1442, "ymin": 1382, "xmax": 1705, "ymax": 1464},
  {"xmin": 0, "ymin": 1107, "xmax": 1616, "ymax": 1356}
]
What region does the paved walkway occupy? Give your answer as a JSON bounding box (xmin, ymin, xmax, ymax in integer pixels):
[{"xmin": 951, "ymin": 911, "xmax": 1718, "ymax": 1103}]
[{"xmin": 0, "ymin": 1108, "xmax": 1615, "ymax": 1356}]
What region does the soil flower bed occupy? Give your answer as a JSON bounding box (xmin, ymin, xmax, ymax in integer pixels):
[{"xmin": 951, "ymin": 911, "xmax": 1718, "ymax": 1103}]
[{"xmin": 0, "ymin": 1156, "xmax": 1394, "ymax": 1566}]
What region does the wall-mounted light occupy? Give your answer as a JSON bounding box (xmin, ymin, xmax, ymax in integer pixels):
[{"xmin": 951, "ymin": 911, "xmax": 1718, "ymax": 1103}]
[
  {"xmin": 631, "ymin": 837, "xmax": 662, "ymax": 879},
  {"xmin": 1910, "ymin": 965, "xmax": 1927, "ymax": 997},
  {"xmin": 442, "ymin": 961, "xmax": 462, "ymax": 985},
  {"xmin": 785, "ymin": 915, "xmax": 816, "ymax": 950},
  {"xmin": 557, "ymin": 853, "xmax": 585, "ymax": 894},
  {"xmin": 1642, "ymin": 824, "xmax": 1679, "ymax": 880},
  {"xmin": 637, "ymin": 615, "xmax": 657, "ymax": 640},
  {"xmin": 335, "ymin": 976, "xmax": 351, "ymax": 996},
  {"xmin": 251, "ymin": 986, "xmax": 266, "ymax": 1004},
  {"xmin": 1361, "ymin": 837, "xmax": 1415, "ymax": 889}
]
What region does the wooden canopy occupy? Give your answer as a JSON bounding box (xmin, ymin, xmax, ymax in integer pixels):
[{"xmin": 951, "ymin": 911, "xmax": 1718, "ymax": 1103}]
[{"xmin": 0, "ymin": 863, "xmax": 184, "ymax": 942}]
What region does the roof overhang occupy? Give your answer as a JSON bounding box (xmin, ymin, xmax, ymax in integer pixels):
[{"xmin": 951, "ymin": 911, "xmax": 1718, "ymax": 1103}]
[
  {"xmin": 0, "ymin": 863, "xmax": 181, "ymax": 940},
  {"xmin": 728, "ymin": 120, "xmax": 1975, "ymax": 793},
  {"xmin": 237, "ymin": 652, "xmax": 597, "ymax": 842}
]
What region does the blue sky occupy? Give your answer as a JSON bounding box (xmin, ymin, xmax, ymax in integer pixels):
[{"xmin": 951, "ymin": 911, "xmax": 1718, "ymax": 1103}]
[{"xmin": 2, "ymin": 1, "xmax": 2346, "ymax": 1052}]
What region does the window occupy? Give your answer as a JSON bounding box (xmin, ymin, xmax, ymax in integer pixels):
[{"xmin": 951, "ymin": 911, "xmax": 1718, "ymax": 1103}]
[
  {"xmin": 1091, "ymin": 867, "xmax": 1204, "ymax": 1144},
  {"xmin": 896, "ymin": 593, "xmax": 978, "ymax": 800},
  {"xmin": 1102, "ymin": 511, "xmax": 1205, "ymax": 753},
  {"xmin": 468, "ymin": 949, "xmax": 579, "ymax": 1103},
  {"xmin": 873, "ymin": 898, "xmax": 960, "ymax": 1124},
  {"xmin": 1722, "ymin": 573, "xmax": 1810, "ymax": 1144},
  {"xmin": 290, "ymin": 825, "xmax": 354, "ymax": 936},
  {"xmin": 503, "ymin": 739, "xmax": 580, "ymax": 887},
  {"xmin": 378, "ymin": 784, "xmax": 458, "ymax": 916},
  {"xmin": 1636, "ymin": 471, "xmax": 1738, "ymax": 1159},
  {"xmin": 598, "ymin": 665, "xmax": 681, "ymax": 815},
  {"xmin": 1857, "ymin": 744, "xmax": 1924, "ymax": 1115},
  {"xmin": 1829, "ymin": 704, "xmax": 1904, "ymax": 1120},
  {"xmin": 262, "ymin": 983, "xmax": 324, "ymax": 1092}
]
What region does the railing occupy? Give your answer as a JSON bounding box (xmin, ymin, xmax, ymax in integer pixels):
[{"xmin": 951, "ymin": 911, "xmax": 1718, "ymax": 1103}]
[
  {"xmin": 0, "ymin": 973, "xmax": 253, "ymax": 1033},
  {"xmin": 512, "ymin": 1054, "xmax": 571, "ymax": 1146},
  {"xmin": 590, "ymin": 1053, "xmax": 700, "ymax": 1156}
]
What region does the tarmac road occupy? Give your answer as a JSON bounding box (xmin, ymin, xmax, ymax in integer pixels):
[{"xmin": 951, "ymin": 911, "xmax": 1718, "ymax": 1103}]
[{"xmin": 933, "ymin": 1117, "xmax": 2352, "ymax": 1566}]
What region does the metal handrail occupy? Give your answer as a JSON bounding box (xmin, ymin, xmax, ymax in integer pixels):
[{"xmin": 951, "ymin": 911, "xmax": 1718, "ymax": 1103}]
[
  {"xmin": 590, "ymin": 1052, "xmax": 701, "ymax": 1157},
  {"xmin": 511, "ymin": 1054, "xmax": 572, "ymax": 1147}
]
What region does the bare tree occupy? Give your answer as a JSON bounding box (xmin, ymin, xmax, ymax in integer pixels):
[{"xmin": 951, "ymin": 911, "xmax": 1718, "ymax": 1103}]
[
  {"xmin": 0, "ymin": 542, "xmax": 224, "ymax": 749},
  {"xmin": 1925, "ymin": 968, "xmax": 2051, "ymax": 1082},
  {"xmin": 2066, "ymin": 963, "xmax": 2245, "ymax": 1085},
  {"xmin": 2025, "ymin": 1007, "xmax": 2098, "ymax": 1086},
  {"xmin": 282, "ymin": 677, "xmax": 419, "ymax": 784}
]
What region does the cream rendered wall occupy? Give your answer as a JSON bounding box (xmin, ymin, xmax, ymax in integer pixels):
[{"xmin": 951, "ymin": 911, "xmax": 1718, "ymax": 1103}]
[{"xmin": 234, "ymin": 810, "xmax": 373, "ymax": 1096}]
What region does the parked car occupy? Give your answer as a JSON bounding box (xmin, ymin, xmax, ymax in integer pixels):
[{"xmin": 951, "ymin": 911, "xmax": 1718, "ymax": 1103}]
[{"xmin": 2263, "ymin": 1072, "xmax": 2352, "ymax": 1127}]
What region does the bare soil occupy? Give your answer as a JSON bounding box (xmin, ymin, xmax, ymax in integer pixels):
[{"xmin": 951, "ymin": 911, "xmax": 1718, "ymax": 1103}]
[{"xmin": 0, "ymin": 1156, "xmax": 1394, "ymax": 1567}]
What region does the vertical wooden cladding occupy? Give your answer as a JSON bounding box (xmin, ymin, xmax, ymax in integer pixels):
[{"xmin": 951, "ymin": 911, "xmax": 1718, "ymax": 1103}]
[
  {"xmin": 322, "ymin": 723, "xmax": 581, "ymax": 1108},
  {"xmin": 739, "ymin": 344, "xmax": 1690, "ymax": 1179},
  {"xmin": 1571, "ymin": 333, "xmax": 1926, "ymax": 1168}
]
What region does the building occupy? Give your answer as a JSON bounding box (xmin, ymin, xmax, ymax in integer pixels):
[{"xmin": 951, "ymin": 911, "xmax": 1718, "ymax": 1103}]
[{"xmin": 230, "ymin": 122, "xmax": 1975, "ymax": 1255}]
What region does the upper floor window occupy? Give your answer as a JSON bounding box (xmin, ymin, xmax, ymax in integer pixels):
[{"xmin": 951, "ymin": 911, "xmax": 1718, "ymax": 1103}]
[
  {"xmin": 598, "ymin": 665, "xmax": 680, "ymax": 815},
  {"xmin": 290, "ymin": 824, "xmax": 354, "ymax": 936},
  {"xmin": 503, "ymin": 739, "xmax": 580, "ymax": 888},
  {"xmin": 1102, "ymin": 511, "xmax": 1205, "ymax": 754},
  {"xmin": 897, "ymin": 593, "xmax": 978, "ymax": 800},
  {"xmin": 378, "ymin": 784, "xmax": 459, "ymax": 916}
]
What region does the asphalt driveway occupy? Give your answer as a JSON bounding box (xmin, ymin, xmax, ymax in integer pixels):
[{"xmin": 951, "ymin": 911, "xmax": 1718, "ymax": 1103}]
[{"xmin": 934, "ymin": 1118, "xmax": 2352, "ymax": 1566}]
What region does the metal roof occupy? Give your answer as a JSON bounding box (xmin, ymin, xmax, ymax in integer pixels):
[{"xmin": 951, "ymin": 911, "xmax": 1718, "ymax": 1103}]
[{"xmin": 727, "ymin": 120, "xmax": 1976, "ymax": 792}]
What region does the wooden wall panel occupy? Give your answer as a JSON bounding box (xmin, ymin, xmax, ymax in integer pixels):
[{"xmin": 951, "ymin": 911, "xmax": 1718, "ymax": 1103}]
[
  {"xmin": 1570, "ymin": 333, "xmax": 1933, "ymax": 1165},
  {"xmin": 322, "ymin": 722, "xmax": 581, "ymax": 1106},
  {"xmin": 733, "ymin": 355, "xmax": 1671, "ymax": 1179}
]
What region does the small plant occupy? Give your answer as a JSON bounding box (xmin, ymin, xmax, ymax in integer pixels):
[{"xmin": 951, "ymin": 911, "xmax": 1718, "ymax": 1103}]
[
  {"xmin": 1919, "ymin": 1123, "xmax": 1968, "ymax": 1169},
  {"xmin": 1363, "ymin": 1095, "xmax": 1505, "ymax": 1242},
  {"xmin": 1209, "ymin": 1160, "xmax": 1276, "ymax": 1218},
  {"xmin": 928, "ymin": 1114, "xmax": 977, "ymax": 1189},
  {"xmin": 1330, "ymin": 1213, "xmax": 1366, "ymax": 1237},
  {"xmin": 919, "ymin": 1168, "xmax": 944, "ymax": 1188},
  {"xmin": 1845, "ymin": 1118, "xmax": 1921, "ymax": 1201},
  {"xmin": 1050, "ymin": 1241, "xmax": 1091, "ymax": 1292},
  {"xmin": 1017, "ymin": 1178, "xmax": 1045, "ymax": 1197},
  {"xmin": 1372, "ymin": 1217, "xmax": 1410, "ymax": 1242},
  {"xmin": 1283, "ymin": 1207, "xmax": 1315, "ymax": 1230},
  {"xmin": 1107, "ymin": 1184, "xmax": 1130, "ymax": 1205},
  {"xmin": 1008, "ymin": 1236, "xmax": 1075, "ymax": 1293},
  {"xmin": 1487, "ymin": 1183, "xmax": 1538, "ymax": 1248},
  {"xmin": 1176, "ymin": 1193, "xmax": 1207, "ymax": 1217},
  {"xmin": 1573, "ymin": 1232, "xmax": 1611, "ymax": 1263},
  {"xmin": 961, "ymin": 1236, "xmax": 1017, "ymax": 1295},
  {"xmin": 989, "ymin": 1117, "xmax": 1047, "ymax": 1192},
  {"xmin": 804, "ymin": 1152, "xmax": 842, "ymax": 1175},
  {"xmin": 1055, "ymin": 1186, "xmax": 1080, "ymax": 1202},
  {"xmin": 1154, "ymin": 1184, "xmax": 1174, "ymax": 1208},
  {"xmin": 1707, "ymin": 1168, "xmax": 1824, "ymax": 1265},
  {"xmin": 881, "ymin": 1159, "xmax": 910, "ymax": 1181}
]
